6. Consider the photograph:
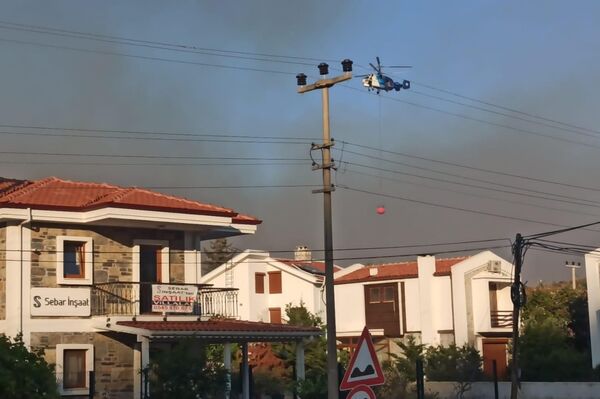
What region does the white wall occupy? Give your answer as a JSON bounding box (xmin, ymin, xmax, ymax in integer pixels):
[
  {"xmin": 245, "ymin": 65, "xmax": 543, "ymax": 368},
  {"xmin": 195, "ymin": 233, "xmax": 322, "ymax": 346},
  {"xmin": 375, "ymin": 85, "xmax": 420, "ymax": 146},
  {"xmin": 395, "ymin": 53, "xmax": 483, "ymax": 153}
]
[
  {"xmin": 200, "ymin": 252, "xmax": 324, "ymax": 323},
  {"xmin": 432, "ymin": 276, "xmax": 453, "ymax": 332},
  {"xmin": 585, "ymin": 251, "xmax": 600, "ymax": 367},
  {"xmin": 404, "ymin": 279, "xmax": 421, "ymax": 332},
  {"xmin": 335, "ymin": 282, "xmax": 366, "ymax": 334},
  {"xmin": 426, "ymin": 381, "xmax": 600, "ymax": 399},
  {"xmin": 418, "ymin": 256, "xmax": 436, "ymax": 345}
]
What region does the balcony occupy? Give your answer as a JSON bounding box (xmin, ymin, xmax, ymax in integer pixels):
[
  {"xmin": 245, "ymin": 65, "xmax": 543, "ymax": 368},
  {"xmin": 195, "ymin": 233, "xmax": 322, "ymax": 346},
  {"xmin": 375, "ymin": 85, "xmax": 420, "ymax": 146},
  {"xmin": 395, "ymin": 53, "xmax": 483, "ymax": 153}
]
[
  {"xmin": 91, "ymin": 282, "xmax": 238, "ymax": 319},
  {"xmin": 490, "ymin": 310, "xmax": 512, "ymax": 328}
]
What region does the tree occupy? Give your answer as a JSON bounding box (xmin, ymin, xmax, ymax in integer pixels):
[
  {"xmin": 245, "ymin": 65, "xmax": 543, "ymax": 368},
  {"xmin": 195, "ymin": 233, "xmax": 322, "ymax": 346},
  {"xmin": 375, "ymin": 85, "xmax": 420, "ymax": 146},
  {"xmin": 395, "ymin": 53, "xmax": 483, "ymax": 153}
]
[
  {"xmin": 425, "ymin": 344, "xmax": 483, "ymax": 399},
  {"xmin": 376, "ymin": 336, "xmax": 425, "ymax": 399},
  {"xmin": 145, "ymin": 342, "xmax": 227, "ymax": 399},
  {"xmin": 0, "ymin": 334, "xmax": 59, "ymax": 399},
  {"xmin": 203, "ymin": 238, "xmax": 238, "ymax": 274},
  {"xmin": 519, "ymin": 283, "xmax": 593, "ymax": 381},
  {"xmin": 272, "ymin": 303, "xmax": 343, "ymax": 399}
]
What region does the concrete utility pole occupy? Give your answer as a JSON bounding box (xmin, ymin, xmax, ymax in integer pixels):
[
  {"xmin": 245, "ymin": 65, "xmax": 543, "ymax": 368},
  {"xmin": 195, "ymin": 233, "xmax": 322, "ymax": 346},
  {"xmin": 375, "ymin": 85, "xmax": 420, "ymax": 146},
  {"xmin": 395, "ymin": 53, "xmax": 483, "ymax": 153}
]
[
  {"xmin": 510, "ymin": 233, "xmax": 525, "ymax": 399},
  {"xmin": 296, "ymin": 59, "xmax": 353, "ymax": 399},
  {"xmin": 565, "ymin": 261, "xmax": 581, "ymax": 290}
]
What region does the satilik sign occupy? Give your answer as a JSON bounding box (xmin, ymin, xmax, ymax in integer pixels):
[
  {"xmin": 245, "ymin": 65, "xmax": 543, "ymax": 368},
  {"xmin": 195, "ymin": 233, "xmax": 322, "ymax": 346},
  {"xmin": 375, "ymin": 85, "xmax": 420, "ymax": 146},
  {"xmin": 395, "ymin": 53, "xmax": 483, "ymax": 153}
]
[{"xmin": 151, "ymin": 284, "xmax": 197, "ymax": 313}]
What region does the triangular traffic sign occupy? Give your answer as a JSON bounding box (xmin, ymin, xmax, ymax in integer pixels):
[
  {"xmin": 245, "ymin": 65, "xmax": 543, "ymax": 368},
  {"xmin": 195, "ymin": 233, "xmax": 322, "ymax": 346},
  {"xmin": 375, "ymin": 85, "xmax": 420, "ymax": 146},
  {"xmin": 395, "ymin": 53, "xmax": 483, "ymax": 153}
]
[{"xmin": 340, "ymin": 326, "xmax": 385, "ymax": 391}]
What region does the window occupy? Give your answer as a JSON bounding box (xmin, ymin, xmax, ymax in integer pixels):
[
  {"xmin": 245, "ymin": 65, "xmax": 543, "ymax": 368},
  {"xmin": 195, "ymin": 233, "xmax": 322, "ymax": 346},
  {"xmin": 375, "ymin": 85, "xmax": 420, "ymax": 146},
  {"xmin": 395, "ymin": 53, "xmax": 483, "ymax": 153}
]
[
  {"xmin": 255, "ymin": 273, "xmax": 265, "ymax": 294},
  {"xmin": 56, "ymin": 344, "xmax": 94, "ymax": 395},
  {"xmin": 63, "ymin": 242, "xmax": 85, "ymax": 279},
  {"xmin": 268, "ymin": 271, "xmax": 282, "ymax": 294},
  {"xmin": 383, "ymin": 286, "xmax": 395, "ymax": 302},
  {"xmin": 369, "ymin": 287, "xmax": 381, "ymax": 303},
  {"xmin": 56, "ymin": 236, "xmax": 93, "ymax": 285},
  {"xmin": 269, "ymin": 307, "xmax": 282, "ymax": 323},
  {"xmin": 63, "ymin": 349, "xmax": 86, "ymax": 389}
]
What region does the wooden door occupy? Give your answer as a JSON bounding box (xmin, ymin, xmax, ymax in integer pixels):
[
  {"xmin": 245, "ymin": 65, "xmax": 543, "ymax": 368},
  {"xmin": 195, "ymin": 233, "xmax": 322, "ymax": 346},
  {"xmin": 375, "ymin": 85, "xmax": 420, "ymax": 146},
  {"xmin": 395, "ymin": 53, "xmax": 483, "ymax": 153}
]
[
  {"xmin": 364, "ymin": 283, "xmax": 400, "ymax": 337},
  {"xmin": 140, "ymin": 245, "xmax": 162, "ymax": 314},
  {"xmin": 482, "ymin": 340, "xmax": 508, "ymax": 379}
]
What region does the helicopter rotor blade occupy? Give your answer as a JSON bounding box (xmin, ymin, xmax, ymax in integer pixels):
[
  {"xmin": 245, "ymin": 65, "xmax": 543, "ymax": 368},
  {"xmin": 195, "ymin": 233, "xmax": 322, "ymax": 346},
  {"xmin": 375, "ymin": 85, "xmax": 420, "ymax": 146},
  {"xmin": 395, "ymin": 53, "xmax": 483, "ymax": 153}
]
[
  {"xmin": 355, "ymin": 74, "xmax": 370, "ymax": 78},
  {"xmin": 369, "ymin": 63, "xmax": 378, "ymax": 72},
  {"xmin": 385, "ymin": 65, "xmax": 413, "ymax": 68},
  {"xmin": 376, "ymin": 56, "xmax": 381, "ymax": 70}
]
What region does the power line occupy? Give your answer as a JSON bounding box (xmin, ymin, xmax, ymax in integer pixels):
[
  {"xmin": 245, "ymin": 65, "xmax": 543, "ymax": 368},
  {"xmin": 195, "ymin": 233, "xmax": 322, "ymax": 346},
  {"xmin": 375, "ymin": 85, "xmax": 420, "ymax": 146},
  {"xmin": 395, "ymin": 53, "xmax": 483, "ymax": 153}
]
[
  {"xmin": 0, "ymin": 238, "xmax": 511, "ymax": 255},
  {"xmin": 342, "ymin": 85, "xmax": 600, "ymax": 151},
  {"xmin": 338, "ymin": 184, "xmax": 600, "ymax": 233},
  {"xmin": 341, "ymin": 140, "xmax": 600, "ymax": 193},
  {"xmin": 0, "ymin": 123, "xmax": 320, "ymax": 141},
  {"xmin": 0, "ymin": 151, "xmax": 308, "ymax": 161},
  {"xmin": 1, "ymin": 245, "xmax": 512, "ymax": 264},
  {"xmin": 340, "ymin": 167, "xmax": 600, "ymax": 219},
  {"xmin": 342, "ymin": 161, "xmax": 600, "ymax": 209},
  {"xmin": 0, "ymin": 37, "xmax": 298, "ymax": 76},
  {"xmin": 408, "ymin": 89, "xmax": 600, "ymax": 141},
  {"xmin": 338, "ymin": 148, "xmax": 600, "ymax": 199},
  {"xmin": 0, "ymin": 160, "xmax": 306, "ymax": 167},
  {"xmin": 0, "ymin": 19, "xmax": 341, "ymax": 65},
  {"xmin": 20, "ymin": 184, "xmax": 320, "ymax": 190},
  {"xmin": 0, "ymin": 130, "xmax": 312, "ymax": 145},
  {"xmin": 3, "ymin": 18, "xmax": 597, "ymax": 144},
  {"xmin": 524, "ymin": 220, "xmax": 600, "ymax": 240},
  {"xmin": 411, "ymin": 81, "xmax": 600, "ymax": 137}
]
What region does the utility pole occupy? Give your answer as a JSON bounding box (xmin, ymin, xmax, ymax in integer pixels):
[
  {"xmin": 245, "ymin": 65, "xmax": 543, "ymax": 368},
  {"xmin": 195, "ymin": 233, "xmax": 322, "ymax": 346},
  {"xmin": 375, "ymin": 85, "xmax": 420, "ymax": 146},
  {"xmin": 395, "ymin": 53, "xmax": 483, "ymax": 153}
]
[
  {"xmin": 296, "ymin": 59, "xmax": 353, "ymax": 399},
  {"xmin": 510, "ymin": 233, "xmax": 526, "ymax": 399},
  {"xmin": 565, "ymin": 261, "xmax": 581, "ymax": 290}
]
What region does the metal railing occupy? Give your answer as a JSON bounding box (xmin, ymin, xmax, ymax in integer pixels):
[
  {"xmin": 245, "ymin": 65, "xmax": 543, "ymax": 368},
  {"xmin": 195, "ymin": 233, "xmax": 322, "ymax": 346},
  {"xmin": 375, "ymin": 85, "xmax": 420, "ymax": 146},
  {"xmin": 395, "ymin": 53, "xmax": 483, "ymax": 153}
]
[
  {"xmin": 490, "ymin": 310, "xmax": 512, "ymax": 328},
  {"xmin": 91, "ymin": 282, "xmax": 238, "ymax": 319}
]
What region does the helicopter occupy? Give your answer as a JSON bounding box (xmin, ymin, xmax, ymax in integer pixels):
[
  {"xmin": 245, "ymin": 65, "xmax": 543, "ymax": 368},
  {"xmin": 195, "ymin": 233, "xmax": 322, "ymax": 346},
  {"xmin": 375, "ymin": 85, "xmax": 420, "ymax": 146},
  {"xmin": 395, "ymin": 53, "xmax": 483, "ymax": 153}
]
[{"xmin": 359, "ymin": 57, "xmax": 411, "ymax": 93}]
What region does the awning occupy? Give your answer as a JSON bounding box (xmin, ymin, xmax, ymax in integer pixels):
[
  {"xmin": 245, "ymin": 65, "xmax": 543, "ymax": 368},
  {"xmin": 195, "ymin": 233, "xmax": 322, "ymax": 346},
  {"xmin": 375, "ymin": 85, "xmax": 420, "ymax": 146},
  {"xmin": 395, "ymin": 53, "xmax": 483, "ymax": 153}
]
[{"xmin": 105, "ymin": 319, "xmax": 322, "ymax": 342}]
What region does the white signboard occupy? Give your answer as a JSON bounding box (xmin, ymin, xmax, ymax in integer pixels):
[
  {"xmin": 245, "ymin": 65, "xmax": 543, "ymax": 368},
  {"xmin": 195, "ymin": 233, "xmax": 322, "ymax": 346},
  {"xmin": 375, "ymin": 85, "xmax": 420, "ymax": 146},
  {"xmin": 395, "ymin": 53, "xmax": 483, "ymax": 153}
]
[
  {"xmin": 31, "ymin": 288, "xmax": 91, "ymax": 316},
  {"xmin": 152, "ymin": 284, "xmax": 197, "ymax": 313}
]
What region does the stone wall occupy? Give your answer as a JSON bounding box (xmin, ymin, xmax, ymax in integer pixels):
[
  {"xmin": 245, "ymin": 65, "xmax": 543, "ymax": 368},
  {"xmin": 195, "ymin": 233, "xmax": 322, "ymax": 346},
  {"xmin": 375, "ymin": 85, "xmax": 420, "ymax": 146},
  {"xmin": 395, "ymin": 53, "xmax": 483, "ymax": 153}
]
[
  {"xmin": 31, "ymin": 331, "xmax": 136, "ymax": 399},
  {"xmin": 30, "ymin": 223, "xmax": 185, "ymax": 287},
  {"xmin": 0, "ymin": 225, "xmax": 5, "ymax": 319}
]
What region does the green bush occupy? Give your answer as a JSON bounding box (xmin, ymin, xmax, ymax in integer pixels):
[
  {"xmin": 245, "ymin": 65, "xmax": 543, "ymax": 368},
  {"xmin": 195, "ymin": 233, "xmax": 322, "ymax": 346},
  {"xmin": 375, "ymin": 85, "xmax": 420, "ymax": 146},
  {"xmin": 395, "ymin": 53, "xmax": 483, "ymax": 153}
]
[
  {"xmin": 145, "ymin": 342, "xmax": 227, "ymax": 399},
  {"xmin": 0, "ymin": 334, "xmax": 59, "ymax": 399}
]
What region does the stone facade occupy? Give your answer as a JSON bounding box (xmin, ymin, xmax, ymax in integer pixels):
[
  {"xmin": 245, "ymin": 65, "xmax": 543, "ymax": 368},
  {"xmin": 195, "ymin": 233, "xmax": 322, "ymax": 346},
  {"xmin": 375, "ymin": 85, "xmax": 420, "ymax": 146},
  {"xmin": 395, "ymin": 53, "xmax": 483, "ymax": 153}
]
[
  {"xmin": 31, "ymin": 331, "xmax": 136, "ymax": 399},
  {"xmin": 0, "ymin": 225, "xmax": 5, "ymax": 319},
  {"xmin": 30, "ymin": 223, "xmax": 186, "ymax": 287}
]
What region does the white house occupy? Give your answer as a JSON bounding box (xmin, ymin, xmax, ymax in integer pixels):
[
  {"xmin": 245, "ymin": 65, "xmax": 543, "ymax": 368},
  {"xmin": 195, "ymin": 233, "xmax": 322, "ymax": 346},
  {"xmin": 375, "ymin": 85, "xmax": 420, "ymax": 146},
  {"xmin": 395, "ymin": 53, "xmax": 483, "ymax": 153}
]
[
  {"xmin": 200, "ymin": 246, "xmax": 340, "ymax": 323},
  {"xmin": 585, "ymin": 249, "xmax": 600, "ymax": 367},
  {"xmin": 334, "ymin": 251, "xmax": 514, "ymax": 378}
]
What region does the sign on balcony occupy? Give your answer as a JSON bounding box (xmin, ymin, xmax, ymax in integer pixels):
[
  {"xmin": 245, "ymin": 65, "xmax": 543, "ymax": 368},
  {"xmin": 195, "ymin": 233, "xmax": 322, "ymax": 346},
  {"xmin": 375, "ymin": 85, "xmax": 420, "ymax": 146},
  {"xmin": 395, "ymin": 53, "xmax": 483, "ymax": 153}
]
[
  {"xmin": 152, "ymin": 284, "xmax": 197, "ymax": 313},
  {"xmin": 31, "ymin": 288, "xmax": 91, "ymax": 316}
]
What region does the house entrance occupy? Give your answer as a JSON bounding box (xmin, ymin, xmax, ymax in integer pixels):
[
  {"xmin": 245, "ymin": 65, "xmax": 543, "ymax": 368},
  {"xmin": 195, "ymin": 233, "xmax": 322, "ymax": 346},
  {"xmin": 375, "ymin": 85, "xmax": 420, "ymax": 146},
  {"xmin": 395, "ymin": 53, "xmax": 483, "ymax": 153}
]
[
  {"xmin": 140, "ymin": 245, "xmax": 162, "ymax": 314},
  {"xmin": 482, "ymin": 339, "xmax": 508, "ymax": 379}
]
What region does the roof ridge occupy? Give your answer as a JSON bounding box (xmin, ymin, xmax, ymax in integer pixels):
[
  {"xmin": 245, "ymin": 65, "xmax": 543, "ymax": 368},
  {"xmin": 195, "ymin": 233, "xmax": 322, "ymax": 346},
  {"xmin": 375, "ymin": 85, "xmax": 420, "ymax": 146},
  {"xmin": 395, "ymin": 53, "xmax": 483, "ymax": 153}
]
[
  {"xmin": 0, "ymin": 176, "xmax": 57, "ymax": 201},
  {"xmin": 122, "ymin": 186, "xmax": 237, "ymax": 214},
  {"xmin": 0, "ymin": 178, "xmax": 31, "ymax": 199}
]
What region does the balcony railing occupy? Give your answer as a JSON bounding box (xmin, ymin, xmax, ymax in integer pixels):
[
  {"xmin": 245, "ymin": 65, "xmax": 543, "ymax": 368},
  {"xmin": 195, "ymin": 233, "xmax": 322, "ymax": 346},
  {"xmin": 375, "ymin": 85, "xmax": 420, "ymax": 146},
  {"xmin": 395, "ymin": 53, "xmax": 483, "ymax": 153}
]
[
  {"xmin": 91, "ymin": 282, "xmax": 238, "ymax": 319},
  {"xmin": 490, "ymin": 310, "xmax": 512, "ymax": 328}
]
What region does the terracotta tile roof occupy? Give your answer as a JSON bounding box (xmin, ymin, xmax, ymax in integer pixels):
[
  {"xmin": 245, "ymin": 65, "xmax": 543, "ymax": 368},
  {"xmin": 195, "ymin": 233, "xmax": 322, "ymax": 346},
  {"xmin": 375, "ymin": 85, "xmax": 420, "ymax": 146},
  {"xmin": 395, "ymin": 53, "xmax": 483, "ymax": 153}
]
[
  {"xmin": 0, "ymin": 178, "xmax": 27, "ymax": 195},
  {"xmin": 116, "ymin": 319, "xmax": 320, "ymax": 333},
  {"xmin": 277, "ymin": 259, "xmax": 342, "ymax": 275},
  {"xmin": 335, "ymin": 257, "xmax": 468, "ymax": 284},
  {"xmin": 0, "ymin": 176, "xmax": 261, "ymax": 224}
]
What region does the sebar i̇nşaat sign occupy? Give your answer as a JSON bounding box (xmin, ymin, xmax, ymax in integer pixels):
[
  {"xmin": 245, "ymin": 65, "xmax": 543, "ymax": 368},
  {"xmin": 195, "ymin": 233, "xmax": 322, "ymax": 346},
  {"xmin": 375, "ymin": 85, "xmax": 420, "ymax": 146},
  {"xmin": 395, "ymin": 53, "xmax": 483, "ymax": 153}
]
[{"xmin": 31, "ymin": 287, "xmax": 91, "ymax": 316}]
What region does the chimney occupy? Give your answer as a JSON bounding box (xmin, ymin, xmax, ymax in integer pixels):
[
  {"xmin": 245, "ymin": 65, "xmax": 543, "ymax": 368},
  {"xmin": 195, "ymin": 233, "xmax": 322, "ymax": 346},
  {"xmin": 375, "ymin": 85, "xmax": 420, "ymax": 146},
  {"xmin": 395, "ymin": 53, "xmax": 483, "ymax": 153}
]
[{"xmin": 294, "ymin": 245, "xmax": 311, "ymax": 261}]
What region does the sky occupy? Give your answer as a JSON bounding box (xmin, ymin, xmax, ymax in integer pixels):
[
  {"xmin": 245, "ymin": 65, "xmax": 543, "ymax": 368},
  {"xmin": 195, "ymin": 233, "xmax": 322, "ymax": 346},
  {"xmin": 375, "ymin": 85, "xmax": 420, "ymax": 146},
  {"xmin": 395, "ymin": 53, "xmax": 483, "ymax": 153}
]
[{"xmin": 1, "ymin": 0, "xmax": 600, "ymax": 282}]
